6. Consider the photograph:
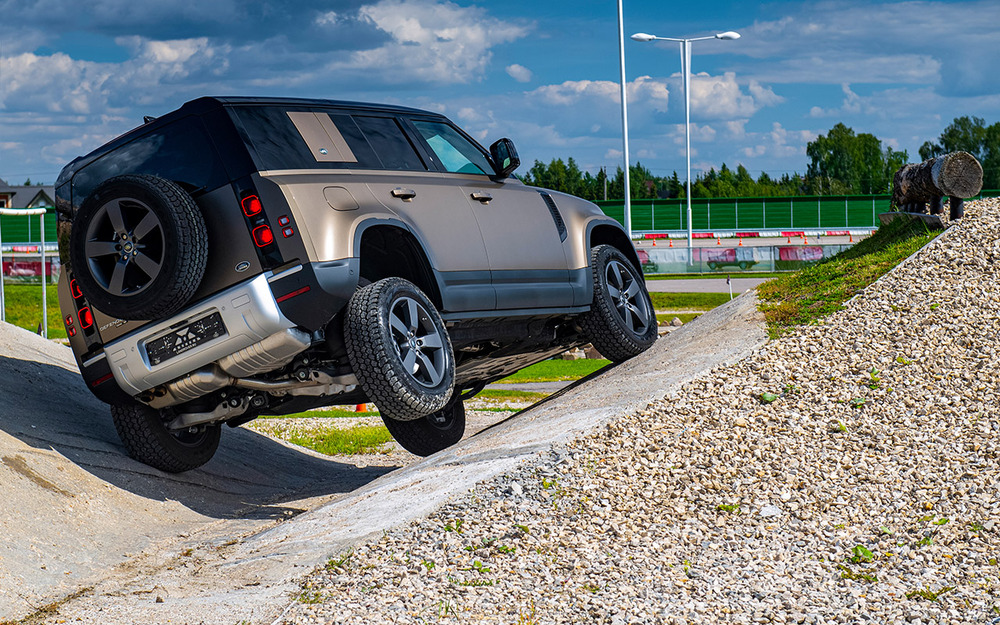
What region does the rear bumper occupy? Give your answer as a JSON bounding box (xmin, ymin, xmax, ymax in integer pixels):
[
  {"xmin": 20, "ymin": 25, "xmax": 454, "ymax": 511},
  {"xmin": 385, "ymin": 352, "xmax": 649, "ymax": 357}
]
[{"xmin": 103, "ymin": 273, "xmax": 297, "ymax": 396}]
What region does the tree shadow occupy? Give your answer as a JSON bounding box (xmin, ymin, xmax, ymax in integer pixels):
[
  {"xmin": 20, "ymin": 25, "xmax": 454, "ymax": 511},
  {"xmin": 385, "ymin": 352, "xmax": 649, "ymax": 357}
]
[{"xmin": 0, "ymin": 353, "xmax": 398, "ymax": 520}]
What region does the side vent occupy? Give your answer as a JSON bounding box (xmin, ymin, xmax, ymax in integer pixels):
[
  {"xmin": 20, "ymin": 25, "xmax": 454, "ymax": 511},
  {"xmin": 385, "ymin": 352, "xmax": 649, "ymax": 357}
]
[{"xmin": 538, "ymin": 192, "xmax": 567, "ymax": 242}]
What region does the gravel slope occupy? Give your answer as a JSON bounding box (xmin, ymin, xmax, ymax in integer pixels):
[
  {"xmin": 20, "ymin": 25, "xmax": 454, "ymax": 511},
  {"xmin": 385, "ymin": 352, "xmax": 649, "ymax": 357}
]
[{"xmin": 283, "ymin": 199, "xmax": 1000, "ymax": 624}]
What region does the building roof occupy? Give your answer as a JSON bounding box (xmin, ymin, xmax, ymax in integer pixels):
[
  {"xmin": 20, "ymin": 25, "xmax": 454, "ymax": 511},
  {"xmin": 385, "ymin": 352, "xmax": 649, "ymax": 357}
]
[{"xmin": 0, "ymin": 178, "xmax": 56, "ymax": 208}]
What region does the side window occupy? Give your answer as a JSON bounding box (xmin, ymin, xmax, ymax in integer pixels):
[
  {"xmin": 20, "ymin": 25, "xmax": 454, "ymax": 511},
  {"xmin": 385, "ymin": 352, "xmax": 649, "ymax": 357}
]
[
  {"xmin": 352, "ymin": 116, "xmax": 426, "ymax": 171},
  {"xmin": 73, "ymin": 117, "xmax": 227, "ymax": 203},
  {"xmin": 411, "ymin": 121, "xmax": 492, "ymax": 175}
]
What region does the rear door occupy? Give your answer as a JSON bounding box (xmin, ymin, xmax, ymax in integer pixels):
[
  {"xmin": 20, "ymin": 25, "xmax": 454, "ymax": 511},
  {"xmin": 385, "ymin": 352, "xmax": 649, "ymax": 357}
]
[
  {"xmin": 347, "ymin": 115, "xmax": 495, "ymax": 312},
  {"xmin": 407, "ymin": 119, "xmax": 574, "ymax": 311}
]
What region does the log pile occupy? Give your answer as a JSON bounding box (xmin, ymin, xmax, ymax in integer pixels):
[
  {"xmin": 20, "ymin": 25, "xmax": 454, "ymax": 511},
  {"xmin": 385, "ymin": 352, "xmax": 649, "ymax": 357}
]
[{"xmin": 891, "ymin": 151, "xmax": 983, "ymax": 220}]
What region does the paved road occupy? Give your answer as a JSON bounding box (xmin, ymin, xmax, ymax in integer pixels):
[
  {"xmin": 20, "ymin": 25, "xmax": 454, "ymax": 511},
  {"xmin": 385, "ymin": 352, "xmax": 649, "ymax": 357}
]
[{"xmin": 645, "ymin": 276, "xmax": 771, "ymax": 293}]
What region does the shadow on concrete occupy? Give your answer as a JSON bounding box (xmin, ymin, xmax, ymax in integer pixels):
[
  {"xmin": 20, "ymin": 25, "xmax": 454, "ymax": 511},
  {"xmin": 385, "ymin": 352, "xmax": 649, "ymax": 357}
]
[{"xmin": 0, "ymin": 352, "xmax": 396, "ymax": 520}]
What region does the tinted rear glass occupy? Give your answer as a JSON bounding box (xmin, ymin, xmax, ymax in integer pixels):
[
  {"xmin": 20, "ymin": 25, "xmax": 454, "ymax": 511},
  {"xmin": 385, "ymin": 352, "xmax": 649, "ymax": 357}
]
[
  {"xmin": 232, "ymin": 106, "xmax": 427, "ymax": 172},
  {"xmin": 72, "ymin": 117, "xmax": 227, "ymax": 203},
  {"xmin": 351, "ymin": 116, "xmax": 426, "ymax": 171}
]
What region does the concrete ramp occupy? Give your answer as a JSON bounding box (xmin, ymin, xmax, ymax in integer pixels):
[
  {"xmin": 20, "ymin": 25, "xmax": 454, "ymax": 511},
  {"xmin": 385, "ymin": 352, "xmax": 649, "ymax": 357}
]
[
  {"xmin": 0, "ymin": 323, "xmax": 397, "ymax": 620},
  {"xmin": 35, "ymin": 293, "xmax": 767, "ymax": 624}
]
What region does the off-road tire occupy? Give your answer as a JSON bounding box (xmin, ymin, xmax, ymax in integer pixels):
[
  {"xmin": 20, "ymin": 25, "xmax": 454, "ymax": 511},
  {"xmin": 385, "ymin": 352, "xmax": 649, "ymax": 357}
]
[
  {"xmin": 580, "ymin": 245, "xmax": 657, "ymax": 362},
  {"xmin": 70, "ymin": 174, "xmax": 208, "ymax": 320},
  {"xmin": 110, "ymin": 402, "xmax": 221, "ymax": 473},
  {"xmin": 382, "ymin": 402, "xmax": 466, "ymax": 456},
  {"xmin": 344, "ymin": 277, "xmax": 455, "ymax": 421}
]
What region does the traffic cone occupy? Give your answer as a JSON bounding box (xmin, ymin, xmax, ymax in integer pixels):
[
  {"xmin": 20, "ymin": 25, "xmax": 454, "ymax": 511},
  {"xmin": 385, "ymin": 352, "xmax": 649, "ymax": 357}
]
[
  {"xmin": 668, "ymin": 238, "xmax": 673, "ymax": 248},
  {"xmin": 355, "ymin": 403, "xmax": 367, "ymax": 412},
  {"xmin": 716, "ymin": 237, "xmax": 721, "ymax": 245},
  {"xmin": 849, "ymin": 233, "xmax": 854, "ymax": 243},
  {"xmin": 652, "ymin": 239, "xmax": 657, "ymax": 246},
  {"xmin": 786, "ymin": 236, "xmax": 791, "ymax": 244},
  {"xmin": 738, "ymin": 237, "xmax": 743, "ymax": 246}
]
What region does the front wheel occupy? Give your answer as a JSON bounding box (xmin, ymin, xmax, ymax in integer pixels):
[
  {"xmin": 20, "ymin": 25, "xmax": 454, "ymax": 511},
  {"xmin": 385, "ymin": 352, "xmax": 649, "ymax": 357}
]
[
  {"xmin": 344, "ymin": 277, "xmax": 455, "ymax": 421},
  {"xmin": 580, "ymin": 245, "xmax": 658, "ymax": 362},
  {"xmin": 382, "ymin": 402, "xmax": 466, "ymax": 456},
  {"xmin": 110, "ymin": 402, "xmax": 221, "ymax": 473}
]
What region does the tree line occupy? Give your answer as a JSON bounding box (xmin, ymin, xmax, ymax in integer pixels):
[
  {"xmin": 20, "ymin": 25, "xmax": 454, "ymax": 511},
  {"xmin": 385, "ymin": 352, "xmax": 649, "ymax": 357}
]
[{"xmin": 521, "ymin": 117, "xmax": 996, "ymax": 200}]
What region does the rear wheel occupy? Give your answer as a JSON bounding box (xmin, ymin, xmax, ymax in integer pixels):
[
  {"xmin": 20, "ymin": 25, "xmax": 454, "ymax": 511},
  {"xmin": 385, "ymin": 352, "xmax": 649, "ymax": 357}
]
[
  {"xmin": 580, "ymin": 245, "xmax": 657, "ymax": 362},
  {"xmin": 382, "ymin": 402, "xmax": 466, "ymax": 456},
  {"xmin": 70, "ymin": 174, "xmax": 207, "ymax": 320},
  {"xmin": 344, "ymin": 277, "xmax": 455, "ymax": 421},
  {"xmin": 110, "ymin": 402, "xmax": 220, "ymax": 473}
]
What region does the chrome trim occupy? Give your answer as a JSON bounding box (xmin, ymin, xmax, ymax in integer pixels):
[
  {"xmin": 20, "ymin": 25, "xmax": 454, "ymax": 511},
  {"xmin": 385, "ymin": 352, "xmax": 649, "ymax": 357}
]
[
  {"xmin": 105, "ymin": 274, "xmax": 295, "ymax": 396},
  {"xmin": 81, "ymin": 351, "xmax": 108, "ymax": 368}
]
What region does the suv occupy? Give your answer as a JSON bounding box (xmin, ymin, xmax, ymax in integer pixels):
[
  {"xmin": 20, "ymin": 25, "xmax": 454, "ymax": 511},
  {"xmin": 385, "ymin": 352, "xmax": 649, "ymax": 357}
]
[{"xmin": 55, "ymin": 97, "xmax": 656, "ymax": 472}]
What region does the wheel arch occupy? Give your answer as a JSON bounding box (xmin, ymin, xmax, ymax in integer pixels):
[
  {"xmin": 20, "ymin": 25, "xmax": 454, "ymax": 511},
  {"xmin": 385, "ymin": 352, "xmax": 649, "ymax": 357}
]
[
  {"xmin": 586, "ymin": 220, "xmax": 642, "ymax": 275},
  {"xmin": 355, "ymin": 222, "xmax": 443, "ymax": 309}
]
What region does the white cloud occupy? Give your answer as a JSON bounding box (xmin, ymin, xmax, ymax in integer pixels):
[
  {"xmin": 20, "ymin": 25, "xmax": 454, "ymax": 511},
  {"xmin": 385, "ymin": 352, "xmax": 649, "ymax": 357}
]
[
  {"xmin": 505, "ymin": 64, "xmax": 533, "ymax": 83},
  {"xmin": 337, "ymin": 0, "xmax": 530, "ymax": 84}
]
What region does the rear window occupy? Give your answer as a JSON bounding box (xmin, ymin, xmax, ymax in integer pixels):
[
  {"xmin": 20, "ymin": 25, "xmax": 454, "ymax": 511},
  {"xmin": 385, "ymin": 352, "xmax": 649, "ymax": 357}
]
[
  {"xmin": 72, "ymin": 117, "xmax": 227, "ymax": 204},
  {"xmin": 232, "ymin": 106, "xmax": 427, "ymax": 173}
]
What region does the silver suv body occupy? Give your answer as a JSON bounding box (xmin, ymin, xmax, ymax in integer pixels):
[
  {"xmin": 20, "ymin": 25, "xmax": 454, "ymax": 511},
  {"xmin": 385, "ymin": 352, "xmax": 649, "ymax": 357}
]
[{"xmin": 56, "ymin": 97, "xmax": 656, "ymax": 471}]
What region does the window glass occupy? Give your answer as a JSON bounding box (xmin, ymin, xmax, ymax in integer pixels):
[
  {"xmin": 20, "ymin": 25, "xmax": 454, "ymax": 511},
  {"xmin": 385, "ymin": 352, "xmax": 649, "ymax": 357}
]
[
  {"xmin": 73, "ymin": 117, "xmax": 227, "ymax": 203},
  {"xmin": 352, "ymin": 116, "xmax": 426, "ymax": 171},
  {"xmin": 412, "ymin": 121, "xmax": 492, "ymax": 175}
]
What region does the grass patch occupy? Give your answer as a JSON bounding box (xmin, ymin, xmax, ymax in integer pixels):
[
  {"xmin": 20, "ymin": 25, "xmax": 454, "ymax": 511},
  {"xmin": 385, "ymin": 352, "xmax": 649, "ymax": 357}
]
[
  {"xmin": 288, "ymin": 424, "xmax": 392, "ymax": 455},
  {"xmin": 1, "ymin": 284, "xmax": 64, "ymax": 338},
  {"xmin": 497, "ymin": 358, "xmax": 611, "ymax": 383},
  {"xmin": 260, "ymin": 406, "xmax": 380, "ymax": 419},
  {"xmin": 648, "ymin": 291, "xmax": 731, "ymax": 311},
  {"xmin": 474, "ymin": 389, "xmax": 549, "ymax": 402},
  {"xmin": 646, "ymin": 272, "xmax": 791, "ymax": 280},
  {"xmin": 656, "ymin": 312, "xmax": 701, "ymax": 325},
  {"xmin": 757, "ymin": 217, "xmax": 938, "ymax": 338}
]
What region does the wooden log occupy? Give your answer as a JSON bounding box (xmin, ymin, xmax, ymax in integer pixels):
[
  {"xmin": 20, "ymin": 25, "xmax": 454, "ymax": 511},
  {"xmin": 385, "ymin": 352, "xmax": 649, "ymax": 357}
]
[{"xmin": 891, "ymin": 151, "xmax": 983, "ymax": 211}]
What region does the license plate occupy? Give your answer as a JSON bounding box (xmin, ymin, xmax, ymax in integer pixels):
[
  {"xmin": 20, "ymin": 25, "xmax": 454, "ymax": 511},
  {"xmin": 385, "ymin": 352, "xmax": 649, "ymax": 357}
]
[{"xmin": 144, "ymin": 312, "xmax": 228, "ymax": 366}]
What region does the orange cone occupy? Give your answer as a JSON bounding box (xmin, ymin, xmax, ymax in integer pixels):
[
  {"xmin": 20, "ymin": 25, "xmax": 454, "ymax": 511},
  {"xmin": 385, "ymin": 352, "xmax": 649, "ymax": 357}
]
[
  {"xmin": 652, "ymin": 239, "xmax": 657, "ymax": 246},
  {"xmin": 849, "ymin": 233, "xmax": 854, "ymax": 243},
  {"xmin": 738, "ymin": 237, "xmax": 743, "ymax": 246},
  {"xmin": 355, "ymin": 404, "xmax": 367, "ymax": 412},
  {"xmin": 668, "ymin": 238, "xmax": 673, "ymax": 248},
  {"xmin": 716, "ymin": 237, "xmax": 721, "ymax": 245},
  {"xmin": 786, "ymin": 236, "xmax": 791, "ymax": 244}
]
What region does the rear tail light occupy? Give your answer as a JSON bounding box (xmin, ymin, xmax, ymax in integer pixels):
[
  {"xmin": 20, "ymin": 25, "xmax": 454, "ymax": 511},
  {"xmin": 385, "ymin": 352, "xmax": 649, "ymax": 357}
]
[
  {"xmin": 252, "ymin": 225, "xmax": 275, "ymax": 247},
  {"xmin": 70, "ymin": 279, "xmax": 83, "ymax": 299},
  {"xmin": 241, "ymin": 195, "xmax": 263, "ymax": 217},
  {"xmin": 78, "ymin": 307, "xmax": 94, "ymax": 330}
]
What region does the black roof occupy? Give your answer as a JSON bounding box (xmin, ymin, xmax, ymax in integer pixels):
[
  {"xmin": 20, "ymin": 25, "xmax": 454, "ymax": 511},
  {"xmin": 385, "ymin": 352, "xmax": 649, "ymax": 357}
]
[{"xmin": 57, "ymin": 96, "xmax": 446, "ymax": 186}]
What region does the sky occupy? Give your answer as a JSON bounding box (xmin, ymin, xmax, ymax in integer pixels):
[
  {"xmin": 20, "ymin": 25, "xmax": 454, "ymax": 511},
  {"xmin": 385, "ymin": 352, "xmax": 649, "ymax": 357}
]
[{"xmin": 2, "ymin": 0, "xmax": 1000, "ymax": 187}]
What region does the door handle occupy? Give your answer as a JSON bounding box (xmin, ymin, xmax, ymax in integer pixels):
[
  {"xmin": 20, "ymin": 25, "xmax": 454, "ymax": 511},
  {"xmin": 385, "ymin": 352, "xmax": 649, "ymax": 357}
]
[
  {"xmin": 470, "ymin": 192, "xmax": 493, "ymax": 204},
  {"xmin": 390, "ymin": 188, "xmax": 416, "ymax": 200}
]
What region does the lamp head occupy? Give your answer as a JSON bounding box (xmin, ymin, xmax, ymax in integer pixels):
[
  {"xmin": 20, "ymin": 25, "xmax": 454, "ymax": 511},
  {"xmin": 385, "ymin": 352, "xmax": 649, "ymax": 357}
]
[
  {"xmin": 715, "ymin": 31, "xmax": 741, "ymax": 40},
  {"xmin": 630, "ymin": 33, "xmax": 657, "ymax": 42}
]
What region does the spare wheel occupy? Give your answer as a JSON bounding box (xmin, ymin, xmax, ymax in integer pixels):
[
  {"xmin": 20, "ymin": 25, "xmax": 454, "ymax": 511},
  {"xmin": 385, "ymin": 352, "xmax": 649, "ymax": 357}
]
[{"xmin": 69, "ymin": 174, "xmax": 208, "ymax": 320}]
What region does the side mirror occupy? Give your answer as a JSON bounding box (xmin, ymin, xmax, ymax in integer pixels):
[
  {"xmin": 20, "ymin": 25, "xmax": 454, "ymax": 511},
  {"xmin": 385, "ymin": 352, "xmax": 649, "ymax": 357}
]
[{"xmin": 489, "ymin": 138, "xmax": 520, "ymax": 178}]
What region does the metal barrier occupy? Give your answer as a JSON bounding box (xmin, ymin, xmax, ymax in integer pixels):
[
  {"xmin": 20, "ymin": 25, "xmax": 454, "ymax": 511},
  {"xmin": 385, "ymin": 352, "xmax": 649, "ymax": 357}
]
[
  {"xmin": 0, "ymin": 208, "xmax": 49, "ymax": 337},
  {"xmin": 594, "ymin": 189, "xmax": 1000, "ymax": 235},
  {"xmin": 638, "ymin": 244, "xmax": 853, "ymax": 275}
]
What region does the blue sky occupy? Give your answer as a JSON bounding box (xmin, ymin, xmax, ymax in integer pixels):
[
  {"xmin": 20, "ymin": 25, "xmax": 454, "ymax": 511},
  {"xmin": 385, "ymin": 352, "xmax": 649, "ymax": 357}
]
[{"xmin": 2, "ymin": 0, "xmax": 999, "ymax": 186}]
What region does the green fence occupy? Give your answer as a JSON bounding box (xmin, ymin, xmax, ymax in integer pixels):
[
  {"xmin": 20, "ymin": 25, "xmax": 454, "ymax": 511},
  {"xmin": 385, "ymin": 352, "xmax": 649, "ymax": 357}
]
[
  {"xmin": 595, "ymin": 190, "xmax": 1000, "ymax": 233},
  {"xmin": 0, "ymin": 210, "xmax": 57, "ymax": 244}
]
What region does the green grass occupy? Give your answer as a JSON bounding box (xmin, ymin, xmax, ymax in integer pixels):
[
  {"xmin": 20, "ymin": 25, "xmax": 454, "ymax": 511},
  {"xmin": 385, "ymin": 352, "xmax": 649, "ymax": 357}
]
[
  {"xmin": 260, "ymin": 406, "xmax": 381, "ymax": 419},
  {"xmin": 649, "ymin": 291, "xmax": 731, "ymax": 311},
  {"xmin": 1, "ymin": 284, "xmax": 64, "ymax": 338},
  {"xmin": 757, "ymin": 217, "xmax": 939, "ymax": 338},
  {"xmin": 496, "ymin": 358, "xmax": 611, "ymax": 383},
  {"xmin": 288, "ymin": 424, "xmax": 393, "ymax": 455},
  {"xmin": 474, "ymin": 389, "xmax": 549, "ymax": 401},
  {"xmin": 656, "ymin": 312, "xmax": 701, "ymax": 325},
  {"xmin": 646, "ymin": 272, "xmax": 791, "ymax": 280}
]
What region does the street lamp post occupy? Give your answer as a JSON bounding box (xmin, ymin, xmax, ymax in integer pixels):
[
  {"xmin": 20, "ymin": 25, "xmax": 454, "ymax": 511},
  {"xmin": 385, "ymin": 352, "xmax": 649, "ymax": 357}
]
[{"xmin": 630, "ymin": 31, "xmax": 740, "ymax": 265}]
